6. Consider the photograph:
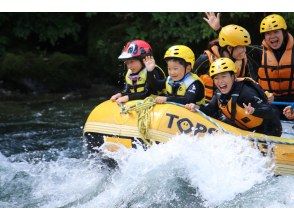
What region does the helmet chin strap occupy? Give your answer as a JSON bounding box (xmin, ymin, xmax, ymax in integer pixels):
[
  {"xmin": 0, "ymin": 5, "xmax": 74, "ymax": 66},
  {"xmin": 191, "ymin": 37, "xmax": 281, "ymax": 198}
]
[{"xmin": 227, "ymin": 46, "xmax": 236, "ymax": 62}]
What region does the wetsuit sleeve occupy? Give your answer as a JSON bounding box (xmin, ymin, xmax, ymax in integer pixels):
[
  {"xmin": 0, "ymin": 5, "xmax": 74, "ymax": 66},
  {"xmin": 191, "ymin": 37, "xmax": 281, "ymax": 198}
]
[
  {"xmin": 194, "ymin": 53, "xmax": 210, "ymax": 76},
  {"xmin": 121, "ymin": 79, "xmax": 151, "ymax": 101},
  {"xmin": 239, "ymin": 85, "xmax": 276, "ymax": 119},
  {"xmin": 152, "ymin": 67, "xmax": 166, "ymax": 80},
  {"xmin": 121, "ymin": 83, "xmax": 131, "ymax": 96},
  {"xmin": 166, "ymin": 80, "xmax": 205, "ymax": 105},
  {"xmin": 146, "ymin": 68, "xmax": 166, "ymax": 93},
  {"xmin": 127, "ymin": 89, "xmax": 150, "ymax": 100},
  {"xmin": 199, "ymin": 95, "xmax": 220, "ymax": 118},
  {"xmin": 246, "ymin": 45, "xmax": 263, "ymax": 81}
]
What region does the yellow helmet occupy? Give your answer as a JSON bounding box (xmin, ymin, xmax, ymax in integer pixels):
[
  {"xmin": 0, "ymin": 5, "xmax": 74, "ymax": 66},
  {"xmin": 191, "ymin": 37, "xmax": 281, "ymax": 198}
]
[
  {"xmin": 260, "ymin": 14, "xmax": 287, "ymax": 33},
  {"xmin": 219, "ymin": 24, "xmax": 251, "ymax": 47},
  {"xmin": 209, "ymin": 57, "xmax": 237, "ymax": 78},
  {"xmin": 164, "ymin": 45, "xmax": 195, "ymax": 68}
]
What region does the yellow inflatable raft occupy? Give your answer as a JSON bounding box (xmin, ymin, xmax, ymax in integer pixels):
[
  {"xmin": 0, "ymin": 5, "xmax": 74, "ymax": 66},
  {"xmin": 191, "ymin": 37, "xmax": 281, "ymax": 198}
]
[{"xmin": 83, "ymin": 99, "xmax": 294, "ymax": 175}]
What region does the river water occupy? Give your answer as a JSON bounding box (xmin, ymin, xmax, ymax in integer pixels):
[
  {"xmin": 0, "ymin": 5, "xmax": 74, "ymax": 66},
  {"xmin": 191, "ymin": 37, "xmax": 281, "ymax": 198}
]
[{"xmin": 0, "ymin": 95, "xmax": 294, "ymax": 208}]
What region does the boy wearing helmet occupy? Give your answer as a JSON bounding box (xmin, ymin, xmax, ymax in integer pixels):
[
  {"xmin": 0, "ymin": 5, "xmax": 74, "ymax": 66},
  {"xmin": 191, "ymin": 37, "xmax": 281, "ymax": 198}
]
[
  {"xmin": 151, "ymin": 45, "xmax": 205, "ymax": 105},
  {"xmin": 110, "ymin": 39, "xmax": 165, "ymax": 104},
  {"xmin": 195, "ymin": 23, "xmax": 255, "ymax": 102},
  {"xmin": 186, "ymin": 57, "xmax": 282, "ymax": 137},
  {"xmin": 204, "ymin": 13, "xmax": 294, "ymax": 119}
]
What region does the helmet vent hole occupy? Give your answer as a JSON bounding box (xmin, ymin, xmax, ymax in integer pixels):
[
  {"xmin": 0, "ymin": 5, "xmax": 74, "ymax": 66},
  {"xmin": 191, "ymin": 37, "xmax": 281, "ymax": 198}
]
[
  {"xmin": 272, "ymin": 21, "xmax": 277, "ymax": 23},
  {"xmin": 222, "ymin": 38, "xmax": 225, "ymax": 41},
  {"xmin": 223, "ymin": 66, "xmax": 228, "ymax": 70},
  {"xmin": 244, "ymin": 36, "xmax": 248, "ymax": 38},
  {"xmin": 244, "ymin": 40, "xmax": 248, "ymax": 43},
  {"xmin": 240, "ymin": 29, "xmax": 244, "ymax": 32},
  {"xmin": 274, "ymin": 24, "xmax": 278, "ymax": 28},
  {"xmin": 174, "ymin": 52, "xmax": 179, "ymax": 55},
  {"xmin": 211, "ymin": 70, "xmax": 214, "ymax": 73}
]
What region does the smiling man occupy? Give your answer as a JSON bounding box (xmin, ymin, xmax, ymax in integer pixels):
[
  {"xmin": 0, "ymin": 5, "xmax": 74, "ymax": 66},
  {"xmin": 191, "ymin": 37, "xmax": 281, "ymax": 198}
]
[{"xmin": 185, "ymin": 57, "xmax": 282, "ymax": 137}]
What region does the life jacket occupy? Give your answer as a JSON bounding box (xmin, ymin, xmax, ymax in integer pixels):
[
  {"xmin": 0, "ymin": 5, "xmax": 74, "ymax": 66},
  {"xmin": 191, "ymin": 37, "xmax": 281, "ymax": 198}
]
[
  {"xmin": 258, "ymin": 33, "xmax": 294, "ymax": 97},
  {"xmin": 199, "ymin": 74, "xmax": 214, "ymax": 101},
  {"xmin": 125, "ymin": 68, "xmax": 147, "ymax": 93},
  {"xmin": 165, "ymin": 72, "xmax": 205, "ymax": 105},
  {"xmin": 125, "ymin": 65, "xmax": 166, "ymax": 94},
  {"xmin": 217, "ymin": 79, "xmax": 266, "ymax": 130},
  {"xmin": 200, "ymin": 45, "xmax": 248, "ymax": 101}
]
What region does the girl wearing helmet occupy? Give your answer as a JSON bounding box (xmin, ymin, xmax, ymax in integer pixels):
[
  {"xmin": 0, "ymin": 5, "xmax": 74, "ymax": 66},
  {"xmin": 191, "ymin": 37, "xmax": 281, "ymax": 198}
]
[
  {"xmin": 203, "ymin": 13, "xmax": 294, "ymax": 120},
  {"xmin": 151, "ymin": 45, "xmax": 205, "ymax": 105},
  {"xmin": 195, "ymin": 22, "xmax": 255, "ymax": 102},
  {"xmin": 186, "ymin": 57, "xmax": 282, "ymax": 137},
  {"xmin": 110, "ymin": 39, "xmax": 165, "ymax": 104}
]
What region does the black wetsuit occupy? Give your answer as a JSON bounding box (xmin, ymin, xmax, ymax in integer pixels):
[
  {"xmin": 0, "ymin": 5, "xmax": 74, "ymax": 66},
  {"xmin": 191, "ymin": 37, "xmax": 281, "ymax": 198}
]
[{"xmin": 199, "ymin": 81, "xmax": 282, "ymax": 137}]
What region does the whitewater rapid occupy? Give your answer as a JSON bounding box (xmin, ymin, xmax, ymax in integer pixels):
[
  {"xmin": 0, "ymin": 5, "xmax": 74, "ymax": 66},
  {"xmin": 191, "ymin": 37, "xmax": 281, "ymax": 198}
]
[{"xmin": 1, "ymin": 131, "xmax": 293, "ymax": 208}]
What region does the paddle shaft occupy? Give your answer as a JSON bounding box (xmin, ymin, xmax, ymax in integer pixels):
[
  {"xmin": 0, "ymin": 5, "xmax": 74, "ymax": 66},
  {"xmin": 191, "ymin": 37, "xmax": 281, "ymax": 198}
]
[{"xmin": 272, "ymin": 101, "xmax": 294, "ymax": 109}]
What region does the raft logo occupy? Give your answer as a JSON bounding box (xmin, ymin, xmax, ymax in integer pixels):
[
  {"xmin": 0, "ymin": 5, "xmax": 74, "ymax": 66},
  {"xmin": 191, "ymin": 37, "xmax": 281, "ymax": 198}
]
[{"xmin": 165, "ymin": 113, "xmax": 217, "ymax": 135}]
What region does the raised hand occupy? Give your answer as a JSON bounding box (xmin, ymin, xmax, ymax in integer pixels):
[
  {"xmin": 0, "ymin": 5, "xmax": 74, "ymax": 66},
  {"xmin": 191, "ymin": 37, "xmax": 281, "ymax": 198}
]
[
  {"xmin": 143, "ymin": 56, "xmax": 156, "ymax": 72},
  {"xmin": 243, "ymin": 102, "xmax": 255, "ymax": 115},
  {"xmin": 203, "ymin": 12, "xmax": 221, "ymax": 31}
]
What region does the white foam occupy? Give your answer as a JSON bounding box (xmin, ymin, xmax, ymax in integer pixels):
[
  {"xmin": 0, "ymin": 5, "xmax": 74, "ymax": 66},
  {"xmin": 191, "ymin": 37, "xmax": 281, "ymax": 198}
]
[
  {"xmin": 82, "ymin": 132, "xmax": 274, "ymax": 207},
  {"xmin": 1, "ymin": 131, "xmax": 293, "ymax": 207}
]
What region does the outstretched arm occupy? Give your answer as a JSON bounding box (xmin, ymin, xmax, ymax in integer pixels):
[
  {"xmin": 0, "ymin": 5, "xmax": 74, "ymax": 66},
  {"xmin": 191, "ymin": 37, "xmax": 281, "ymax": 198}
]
[{"xmin": 241, "ymin": 87, "xmax": 276, "ymax": 119}]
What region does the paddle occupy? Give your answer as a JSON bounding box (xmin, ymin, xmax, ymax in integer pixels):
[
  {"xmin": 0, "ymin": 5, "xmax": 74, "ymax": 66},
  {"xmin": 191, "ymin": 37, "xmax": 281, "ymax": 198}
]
[{"xmin": 272, "ymin": 101, "xmax": 294, "ymax": 109}]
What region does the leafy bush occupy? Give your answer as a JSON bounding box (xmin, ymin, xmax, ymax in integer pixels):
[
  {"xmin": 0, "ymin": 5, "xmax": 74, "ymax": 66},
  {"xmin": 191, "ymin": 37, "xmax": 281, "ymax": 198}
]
[
  {"xmin": 45, "ymin": 52, "xmax": 91, "ymax": 91},
  {"xmin": 0, "ymin": 52, "xmax": 91, "ymax": 92}
]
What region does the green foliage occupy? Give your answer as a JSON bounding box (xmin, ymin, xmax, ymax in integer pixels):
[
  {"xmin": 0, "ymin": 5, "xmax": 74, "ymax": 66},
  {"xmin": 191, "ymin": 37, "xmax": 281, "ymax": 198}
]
[
  {"xmin": 0, "ymin": 52, "xmax": 90, "ymax": 92},
  {"xmin": 43, "ymin": 52, "xmax": 91, "ymax": 91},
  {"xmin": 0, "ymin": 13, "xmax": 81, "ymax": 49},
  {"xmin": 0, "ymin": 52, "xmax": 46, "ymax": 79},
  {"xmin": 0, "ymin": 53, "xmax": 26, "ymax": 79},
  {"xmin": 12, "ymin": 13, "xmax": 81, "ymax": 45},
  {"xmin": 0, "ymin": 36, "xmax": 9, "ymax": 57},
  {"xmin": 281, "ymin": 13, "xmax": 294, "ymax": 32},
  {"xmin": 1, "ymin": 12, "xmax": 294, "ymax": 92}
]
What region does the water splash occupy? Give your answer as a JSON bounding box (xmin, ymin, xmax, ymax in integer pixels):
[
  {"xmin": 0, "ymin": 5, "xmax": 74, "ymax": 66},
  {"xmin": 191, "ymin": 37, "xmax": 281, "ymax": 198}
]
[
  {"xmin": 80, "ymin": 133, "xmax": 274, "ymax": 207},
  {"xmin": 1, "ymin": 125, "xmax": 293, "ymax": 207}
]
